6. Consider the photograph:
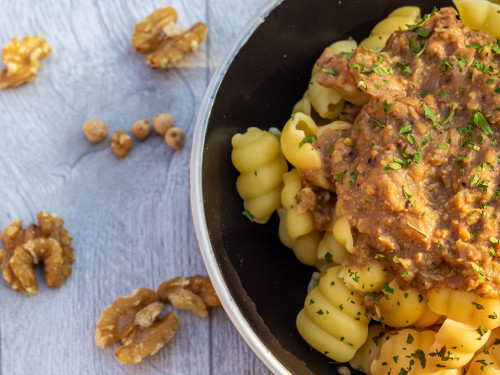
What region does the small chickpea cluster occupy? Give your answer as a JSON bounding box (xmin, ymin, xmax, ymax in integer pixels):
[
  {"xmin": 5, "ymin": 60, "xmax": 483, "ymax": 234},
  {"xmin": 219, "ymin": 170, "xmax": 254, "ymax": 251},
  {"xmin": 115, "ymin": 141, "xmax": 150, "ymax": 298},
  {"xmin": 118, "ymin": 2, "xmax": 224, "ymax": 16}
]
[{"xmin": 82, "ymin": 113, "xmax": 186, "ymax": 158}]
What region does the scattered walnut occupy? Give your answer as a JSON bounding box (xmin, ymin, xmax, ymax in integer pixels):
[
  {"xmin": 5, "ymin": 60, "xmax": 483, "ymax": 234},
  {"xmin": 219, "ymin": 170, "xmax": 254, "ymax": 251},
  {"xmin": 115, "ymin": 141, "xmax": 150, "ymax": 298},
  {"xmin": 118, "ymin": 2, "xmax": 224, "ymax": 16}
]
[
  {"xmin": 83, "ymin": 120, "xmax": 108, "ymax": 143},
  {"xmin": 131, "ymin": 6, "xmax": 208, "ymax": 69},
  {"xmin": 0, "ymin": 35, "xmax": 51, "ymax": 89},
  {"xmin": 165, "ymin": 127, "xmax": 186, "ymax": 150},
  {"xmin": 131, "ymin": 119, "xmax": 150, "ymax": 140},
  {"xmin": 115, "ymin": 311, "xmax": 178, "ymax": 364},
  {"xmin": 111, "ymin": 130, "xmax": 132, "ymax": 158},
  {"xmin": 94, "ymin": 287, "xmax": 159, "ymax": 348},
  {"xmin": 0, "ymin": 211, "xmax": 74, "ymax": 294},
  {"xmin": 153, "ymin": 113, "xmax": 174, "ymax": 136},
  {"xmin": 157, "ymin": 275, "xmax": 220, "ymax": 317}
]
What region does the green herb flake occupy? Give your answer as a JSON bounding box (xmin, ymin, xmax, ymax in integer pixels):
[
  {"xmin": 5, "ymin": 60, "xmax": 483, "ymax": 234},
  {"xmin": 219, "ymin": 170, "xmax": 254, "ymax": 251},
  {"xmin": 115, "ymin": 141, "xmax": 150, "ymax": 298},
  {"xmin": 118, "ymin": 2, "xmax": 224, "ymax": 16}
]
[
  {"xmin": 336, "ymin": 170, "xmax": 347, "ymax": 181},
  {"xmin": 400, "ymin": 124, "xmax": 412, "ymax": 134},
  {"xmin": 298, "ymin": 135, "xmax": 317, "ymax": 148},
  {"xmin": 342, "ymin": 53, "xmax": 353, "ymax": 60},
  {"xmin": 325, "ymin": 252, "xmax": 333, "ymax": 263},
  {"xmin": 439, "ymin": 91, "xmax": 446, "ymax": 98},
  {"xmin": 407, "ymin": 222, "xmax": 428, "ymax": 238},
  {"xmin": 440, "ymin": 103, "xmax": 456, "ymax": 125},
  {"xmin": 383, "ymin": 100, "xmax": 392, "ymax": 114},
  {"xmin": 472, "ymin": 110, "xmax": 493, "ymax": 136},
  {"xmin": 403, "ymin": 186, "xmax": 413, "ymax": 199},
  {"xmin": 471, "ymin": 263, "xmax": 486, "ymax": 281},
  {"xmin": 370, "ymin": 117, "xmax": 387, "ymax": 128},
  {"xmin": 437, "ymin": 143, "xmax": 449, "ymax": 150},
  {"xmin": 242, "ymin": 210, "xmax": 254, "ymax": 222},
  {"xmin": 472, "ymin": 302, "xmax": 484, "ymax": 310},
  {"xmin": 406, "ymin": 333, "xmax": 414, "ymax": 344},
  {"xmin": 423, "ymin": 103, "xmax": 439, "ymax": 128},
  {"xmin": 476, "ymin": 325, "xmax": 488, "ymax": 337},
  {"xmin": 321, "ymin": 68, "xmax": 336, "ymax": 75}
]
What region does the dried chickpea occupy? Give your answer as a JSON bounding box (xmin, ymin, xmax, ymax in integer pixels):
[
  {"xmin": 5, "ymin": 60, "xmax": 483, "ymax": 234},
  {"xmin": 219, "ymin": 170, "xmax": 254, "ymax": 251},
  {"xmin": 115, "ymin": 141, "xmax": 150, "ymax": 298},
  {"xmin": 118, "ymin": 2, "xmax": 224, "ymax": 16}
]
[
  {"xmin": 153, "ymin": 113, "xmax": 174, "ymax": 136},
  {"xmin": 131, "ymin": 119, "xmax": 150, "ymax": 140},
  {"xmin": 111, "ymin": 130, "xmax": 132, "ymax": 158},
  {"xmin": 83, "ymin": 120, "xmax": 108, "ymax": 143},
  {"xmin": 165, "ymin": 127, "xmax": 186, "ymax": 150}
]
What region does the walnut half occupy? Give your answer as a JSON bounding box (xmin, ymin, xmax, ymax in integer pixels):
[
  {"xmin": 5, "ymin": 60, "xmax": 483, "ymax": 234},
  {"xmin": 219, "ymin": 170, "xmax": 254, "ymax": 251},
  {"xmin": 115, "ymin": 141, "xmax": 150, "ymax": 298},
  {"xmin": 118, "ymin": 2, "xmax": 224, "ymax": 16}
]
[
  {"xmin": 95, "ymin": 288, "xmax": 179, "ymax": 364},
  {"xmin": 0, "ymin": 35, "xmax": 51, "ymax": 89},
  {"xmin": 131, "ymin": 6, "xmax": 207, "ymax": 69},
  {"xmin": 157, "ymin": 275, "xmax": 221, "ymax": 318},
  {"xmin": 0, "ymin": 211, "xmax": 74, "ymax": 294}
]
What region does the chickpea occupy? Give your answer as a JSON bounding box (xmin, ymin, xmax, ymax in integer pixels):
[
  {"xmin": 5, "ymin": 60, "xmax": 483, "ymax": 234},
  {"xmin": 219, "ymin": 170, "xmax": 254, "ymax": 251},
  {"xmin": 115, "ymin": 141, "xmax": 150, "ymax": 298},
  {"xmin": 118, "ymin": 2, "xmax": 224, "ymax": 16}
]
[
  {"xmin": 165, "ymin": 127, "xmax": 186, "ymax": 150},
  {"xmin": 83, "ymin": 120, "xmax": 108, "ymax": 143},
  {"xmin": 153, "ymin": 113, "xmax": 174, "ymax": 136},
  {"xmin": 111, "ymin": 130, "xmax": 133, "ymax": 158},
  {"xmin": 131, "ymin": 119, "xmax": 150, "ymax": 140}
]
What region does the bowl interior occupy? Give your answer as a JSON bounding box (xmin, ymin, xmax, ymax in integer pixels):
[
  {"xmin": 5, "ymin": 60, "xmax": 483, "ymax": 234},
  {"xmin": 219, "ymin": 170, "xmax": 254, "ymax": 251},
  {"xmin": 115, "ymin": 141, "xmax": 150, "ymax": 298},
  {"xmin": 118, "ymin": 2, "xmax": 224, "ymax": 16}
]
[{"xmin": 199, "ymin": 0, "xmax": 453, "ymax": 373}]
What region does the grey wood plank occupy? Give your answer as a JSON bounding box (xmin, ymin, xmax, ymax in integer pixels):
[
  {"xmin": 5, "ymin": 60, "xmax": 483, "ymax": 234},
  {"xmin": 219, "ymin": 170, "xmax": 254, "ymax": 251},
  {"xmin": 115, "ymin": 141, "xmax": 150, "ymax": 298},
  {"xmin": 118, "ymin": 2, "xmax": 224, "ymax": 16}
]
[{"xmin": 0, "ymin": 0, "xmax": 273, "ymax": 374}]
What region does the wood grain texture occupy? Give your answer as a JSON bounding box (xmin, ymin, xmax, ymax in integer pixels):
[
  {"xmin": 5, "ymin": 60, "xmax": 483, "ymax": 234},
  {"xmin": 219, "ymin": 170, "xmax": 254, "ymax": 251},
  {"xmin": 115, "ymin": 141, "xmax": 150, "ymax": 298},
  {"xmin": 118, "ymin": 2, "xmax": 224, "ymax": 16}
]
[{"xmin": 0, "ymin": 0, "xmax": 271, "ymax": 374}]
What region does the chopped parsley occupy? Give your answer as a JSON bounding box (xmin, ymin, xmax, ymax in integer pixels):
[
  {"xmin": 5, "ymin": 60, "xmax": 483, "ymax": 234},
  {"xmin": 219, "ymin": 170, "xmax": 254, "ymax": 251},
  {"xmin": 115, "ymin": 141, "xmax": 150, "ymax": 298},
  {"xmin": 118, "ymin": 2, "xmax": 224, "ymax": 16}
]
[
  {"xmin": 298, "ymin": 135, "xmax": 317, "ymax": 148},
  {"xmin": 423, "ymin": 103, "xmax": 439, "ymax": 128},
  {"xmin": 242, "ymin": 210, "xmax": 254, "ymax": 222}
]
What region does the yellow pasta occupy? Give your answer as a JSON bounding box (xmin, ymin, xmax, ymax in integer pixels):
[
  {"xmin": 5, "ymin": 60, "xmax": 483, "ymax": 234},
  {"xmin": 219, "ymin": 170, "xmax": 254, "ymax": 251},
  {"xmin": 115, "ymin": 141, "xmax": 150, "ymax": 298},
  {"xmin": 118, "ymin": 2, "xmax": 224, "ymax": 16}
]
[
  {"xmin": 340, "ymin": 262, "xmax": 389, "ymax": 294},
  {"xmin": 361, "ymin": 6, "xmax": 421, "ymax": 52},
  {"xmin": 371, "ymin": 328, "xmax": 461, "ymax": 375},
  {"xmin": 453, "ymin": 0, "xmax": 500, "ymax": 39},
  {"xmin": 332, "ymin": 215, "xmax": 354, "ymax": 253},
  {"xmin": 428, "ymin": 319, "xmax": 491, "ymax": 370},
  {"xmin": 277, "ymin": 208, "xmax": 321, "ymax": 266},
  {"xmin": 296, "ymin": 265, "xmax": 370, "ymax": 362},
  {"xmin": 427, "ymin": 288, "xmax": 500, "ymax": 329},
  {"xmin": 281, "ymin": 169, "xmax": 315, "ymax": 238},
  {"xmin": 466, "ymin": 328, "xmax": 500, "ymax": 374},
  {"xmin": 281, "ymin": 112, "xmax": 321, "ymax": 171},
  {"xmin": 317, "ymin": 229, "xmax": 350, "ymax": 265},
  {"xmin": 349, "ymin": 324, "xmax": 388, "ymax": 375},
  {"xmin": 231, "ymin": 127, "xmax": 288, "ymax": 223},
  {"xmin": 376, "ymin": 280, "xmax": 439, "ymax": 328},
  {"xmin": 292, "ymin": 91, "xmax": 311, "ymax": 116}
]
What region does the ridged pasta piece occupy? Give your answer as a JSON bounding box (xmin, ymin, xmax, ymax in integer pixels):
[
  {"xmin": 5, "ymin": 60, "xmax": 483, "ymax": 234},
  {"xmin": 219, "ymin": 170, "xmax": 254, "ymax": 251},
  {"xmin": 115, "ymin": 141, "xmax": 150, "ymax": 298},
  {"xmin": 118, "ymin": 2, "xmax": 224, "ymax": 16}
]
[
  {"xmin": 316, "ymin": 120, "xmax": 352, "ymax": 137},
  {"xmin": 340, "ymin": 262, "xmax": 390, "ymax": 294},
  {"xmin": 296, "ymin": 265, "xmax": 370, "ymax": 362},
  {"xmin": 281, "ymin": 169, "xmax": 315, "ymax": 238},
  {"xmin": 371, "ymin": 328, "xmax": 462, "ymax": 375},
  {"xmin": 428, "ymin": 318, "xmax": 491, "ymax": 370},
  {"xmin": 277, "ymin": 208, "xmax": 322, "ymax": 266},
  {"xmin": 281, "ymin": 112, "xmax": 321, "ymax": 171},
  {"xmin": 427, "ymin": 288, "xmax": 500, "ymax": 329},
  {"xmin": 349, "ymin": 324, "xmax": 389, "ymax": 375},
  {"xmin": 231, "ymin": 127, "xmax": 288, "ymax": 223},
  {"xmin": 360, "ymin": 6, "xmax": 421, "ymax": 52},
  {"xmin": 466, "ymin": 328, "xmax": 500, "ymax": 374},
  {"xmin": 317, "ymin": 229, "xmax": 350, "ymax": 265},
  {"xmin": 377, "ymin": 280, "xmax": 440, "ymax": 328},
  {"xmin": 454, "ymin": 0, "xmax": 500, "ymax": 39},
  {"xmin": 292, "ymin": 91, "xmax": 311, "ymax": 116},
  {"xmin": 332, "ymin": 215, "xmax": 354, "ymax": 253}
]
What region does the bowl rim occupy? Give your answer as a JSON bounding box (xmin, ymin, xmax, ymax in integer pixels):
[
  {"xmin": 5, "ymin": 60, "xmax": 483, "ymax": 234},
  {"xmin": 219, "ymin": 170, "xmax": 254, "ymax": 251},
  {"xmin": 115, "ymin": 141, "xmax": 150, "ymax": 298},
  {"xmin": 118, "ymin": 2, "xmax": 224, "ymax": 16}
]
[{"xmin": 190, "ymin": 0, "xmax": 290, "ymax": 374}]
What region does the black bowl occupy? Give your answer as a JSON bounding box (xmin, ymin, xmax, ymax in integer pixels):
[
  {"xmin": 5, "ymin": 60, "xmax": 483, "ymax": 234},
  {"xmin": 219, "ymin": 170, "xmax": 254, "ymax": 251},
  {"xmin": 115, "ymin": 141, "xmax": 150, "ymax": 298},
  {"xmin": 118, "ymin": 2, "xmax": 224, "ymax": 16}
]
[{"xmin": 192, "ymin": 0, "xmax": 453, "ymax": 373}]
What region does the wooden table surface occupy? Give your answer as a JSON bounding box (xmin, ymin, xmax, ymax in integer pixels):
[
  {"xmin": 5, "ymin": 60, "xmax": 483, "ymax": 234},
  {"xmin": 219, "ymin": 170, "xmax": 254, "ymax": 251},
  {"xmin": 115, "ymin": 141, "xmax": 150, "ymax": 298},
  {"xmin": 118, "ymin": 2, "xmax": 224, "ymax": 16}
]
[{"xmin": 0, "ymin": 0, "xmax": 272, "ymax": 374}]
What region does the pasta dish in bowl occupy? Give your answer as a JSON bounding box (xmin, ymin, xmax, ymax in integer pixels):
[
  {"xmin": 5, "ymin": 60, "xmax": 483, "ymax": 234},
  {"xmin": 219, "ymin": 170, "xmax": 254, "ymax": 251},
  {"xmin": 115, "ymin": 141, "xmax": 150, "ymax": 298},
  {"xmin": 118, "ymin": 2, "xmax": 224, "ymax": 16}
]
[{"xmin": 193, "ymin": 0, "xmax": 500, "ymax": 373}]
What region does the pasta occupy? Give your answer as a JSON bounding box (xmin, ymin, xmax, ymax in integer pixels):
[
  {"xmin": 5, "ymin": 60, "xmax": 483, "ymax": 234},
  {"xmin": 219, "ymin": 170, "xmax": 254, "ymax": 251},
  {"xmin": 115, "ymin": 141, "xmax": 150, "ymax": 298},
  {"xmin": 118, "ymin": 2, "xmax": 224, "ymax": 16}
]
[
  {"xmin": 296, "ymin": 266, "xmax": 370, "ymax": 362},
  {"xmin": 231, "ymin": 127, "xmax": 288, "ymax": 223},
  {"xmin": 371, "ymin": 328, "xmax": 462, "ymax": 375},
  {"xmin": 349, "ymin": 325, "xmax": 388, "ymax": 375},
  {"xmin": 230, "ymin": 4, "xmax": 500, "ymax": 374},
  {"xmin": 277, "ymin": 208, "xmax": 322, "ymax": 266},
  {"xmin": 428, "ymin": 318, "xmax": 490, "ymax": 369},
  {"xmin": 281, "ymin": 169, "xmax": 315, "ymax": 238},
  {"xmin": 360, "ymin": 6, "xmax": 421, "ymax": 52}
]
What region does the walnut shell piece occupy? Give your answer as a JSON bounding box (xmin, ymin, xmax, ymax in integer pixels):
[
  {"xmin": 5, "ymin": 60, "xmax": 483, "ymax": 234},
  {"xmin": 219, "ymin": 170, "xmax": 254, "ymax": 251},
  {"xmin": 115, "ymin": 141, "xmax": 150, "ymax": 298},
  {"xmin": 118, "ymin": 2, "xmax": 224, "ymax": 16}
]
[
  {"xmin": 94, "ymin": 287, "xmax": 160, "ymax": 348},
  {"xmin": 131, "ymin": 6, "xmax": 208, "ymax": 69},
  {"xmin": 115, "ymin": 311, "xmax": 178, "ymax": 364},
  {"xmin": 157, "ymin": 275, "xmax": 221, "ymax": 317},
  {"xmin": 0, "ymin": 211, "xmax": 74, "ymax": 294},
  {"xmin": 0, "ymin": 35, "xmax": 51, "ymax": 89},
  {"xmin": 111, "ymin": 130, "xmax": 133, "ymax": 158}
]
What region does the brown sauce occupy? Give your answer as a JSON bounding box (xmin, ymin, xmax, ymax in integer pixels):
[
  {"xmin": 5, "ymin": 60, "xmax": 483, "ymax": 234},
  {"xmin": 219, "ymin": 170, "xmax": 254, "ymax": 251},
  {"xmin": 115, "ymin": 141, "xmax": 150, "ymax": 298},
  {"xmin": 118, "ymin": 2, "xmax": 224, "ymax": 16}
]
[{"xmin": 314, "ymin": 7, "xmax": 500, "ymax": 298}]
